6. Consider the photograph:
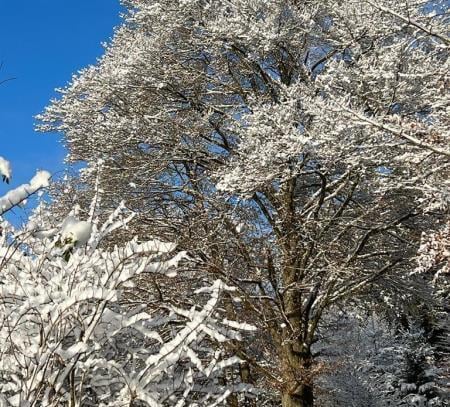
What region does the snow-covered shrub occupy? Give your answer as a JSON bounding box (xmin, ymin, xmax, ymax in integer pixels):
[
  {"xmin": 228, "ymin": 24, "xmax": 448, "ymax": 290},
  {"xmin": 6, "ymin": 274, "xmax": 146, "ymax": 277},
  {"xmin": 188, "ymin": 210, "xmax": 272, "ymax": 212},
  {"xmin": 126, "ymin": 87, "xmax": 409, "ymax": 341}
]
[
  {"xmin": 0, "ymin": 165, "xmax": 255, "ymax": 406},
  {"xmin": 0, "ymin": 213, "xmax": 255, "ymax": 406}
]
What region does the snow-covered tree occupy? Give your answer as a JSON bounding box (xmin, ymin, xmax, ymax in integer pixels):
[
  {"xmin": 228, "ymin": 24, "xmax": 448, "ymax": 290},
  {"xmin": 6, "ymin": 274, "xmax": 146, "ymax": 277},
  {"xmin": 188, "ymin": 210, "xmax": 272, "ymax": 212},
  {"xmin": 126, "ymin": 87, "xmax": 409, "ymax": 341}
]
[
  {"xmin": 38, "ymin": 1, "xmax": 450, "ymax": 405},
  {"xmin": 0, "ymin": 161, "xmax": 256, "ymax": 406},
  {"xmin": 315, "ymin": 312, "xmax": 448, "ymax": 406}
]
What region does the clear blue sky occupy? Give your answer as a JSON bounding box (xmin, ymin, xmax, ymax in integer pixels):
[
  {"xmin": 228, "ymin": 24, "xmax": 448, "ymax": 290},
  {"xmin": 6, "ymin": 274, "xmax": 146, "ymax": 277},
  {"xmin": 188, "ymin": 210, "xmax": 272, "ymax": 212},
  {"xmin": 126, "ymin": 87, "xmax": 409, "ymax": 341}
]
[{"xmin": 0, "ymin": 1, "xmax": 122, "ymax": 202}]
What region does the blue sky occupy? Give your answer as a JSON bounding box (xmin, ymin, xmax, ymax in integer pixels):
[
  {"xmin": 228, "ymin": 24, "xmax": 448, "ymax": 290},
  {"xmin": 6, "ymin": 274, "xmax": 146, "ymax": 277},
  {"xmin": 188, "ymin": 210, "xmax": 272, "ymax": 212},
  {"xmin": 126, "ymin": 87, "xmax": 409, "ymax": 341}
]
[{"xmin": 0, "ymin": 1, "xmax": 122, "ymax": 216}]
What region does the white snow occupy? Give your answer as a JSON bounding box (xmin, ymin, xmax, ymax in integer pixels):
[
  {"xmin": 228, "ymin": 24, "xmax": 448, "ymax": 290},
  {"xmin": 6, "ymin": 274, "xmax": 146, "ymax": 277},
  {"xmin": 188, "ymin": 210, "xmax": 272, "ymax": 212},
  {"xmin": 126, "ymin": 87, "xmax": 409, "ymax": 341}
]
[
  {"xmin": 61, "ymin": 216, "xmax": 92, "ymax": 246},
  {"xmin": 0, "ymin": 170, "xmax": 51, "ymax": 215},
  {"xmin": 0, "ymin": 156, "xmax": 12, "ymax": 184},
  {"xmin": 236, "ymin": 223, "xmax": 245, "ymax": 233},
  {"xmin": 29, "ymin": 170, "xmax": 51, "ymax": 189}
]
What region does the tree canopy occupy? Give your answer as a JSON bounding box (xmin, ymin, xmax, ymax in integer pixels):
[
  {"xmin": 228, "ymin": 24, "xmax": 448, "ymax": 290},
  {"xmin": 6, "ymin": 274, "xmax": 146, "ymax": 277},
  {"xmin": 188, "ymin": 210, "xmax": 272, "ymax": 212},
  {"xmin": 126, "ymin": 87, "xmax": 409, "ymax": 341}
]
[{"xmin": 0, "ymin": 0, "xmax": 448, "ymax": 406}]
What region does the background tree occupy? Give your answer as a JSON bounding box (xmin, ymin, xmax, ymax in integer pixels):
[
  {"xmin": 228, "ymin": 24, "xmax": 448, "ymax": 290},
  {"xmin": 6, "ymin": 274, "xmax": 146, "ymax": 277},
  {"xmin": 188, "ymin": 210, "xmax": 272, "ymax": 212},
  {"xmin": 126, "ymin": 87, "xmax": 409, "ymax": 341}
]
[{"xmin": 38, "ymin": 1, "xmax": 449, "ymax": 405}]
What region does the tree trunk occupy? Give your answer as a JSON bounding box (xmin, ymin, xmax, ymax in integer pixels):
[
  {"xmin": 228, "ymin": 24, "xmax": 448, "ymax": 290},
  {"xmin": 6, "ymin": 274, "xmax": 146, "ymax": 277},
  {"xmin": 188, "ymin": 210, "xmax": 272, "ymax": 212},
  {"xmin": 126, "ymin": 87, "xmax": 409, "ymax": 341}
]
[
  {"xmin": 280, "ymin": 261, "xmax": 316, "ymax": 407},
  {"xmin": 278, "ymin": 182, "xmax": 316, "ymax": 407},
  {"xmin": 282, "ymin": 382, "xmax": 314, "ymax": 407},
  {"xmin": 281, "ymin": 346, "xmax": 314, "ymax": 407}
]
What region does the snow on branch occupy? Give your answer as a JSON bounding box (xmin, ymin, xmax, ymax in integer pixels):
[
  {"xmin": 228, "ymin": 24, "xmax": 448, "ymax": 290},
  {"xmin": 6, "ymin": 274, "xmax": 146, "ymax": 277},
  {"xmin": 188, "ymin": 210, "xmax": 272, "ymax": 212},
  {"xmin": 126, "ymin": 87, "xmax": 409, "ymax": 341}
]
[
  {"xmin": 0, "ymin": 156, "xmax": 12, "ymax": 184},
  {"xmin": 0, "ymin": 199, "xmax": 255, "ymax": 406},
  {"xmin": 0, "ymin": 169, "xmax": 51, "ymax": 216}
]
